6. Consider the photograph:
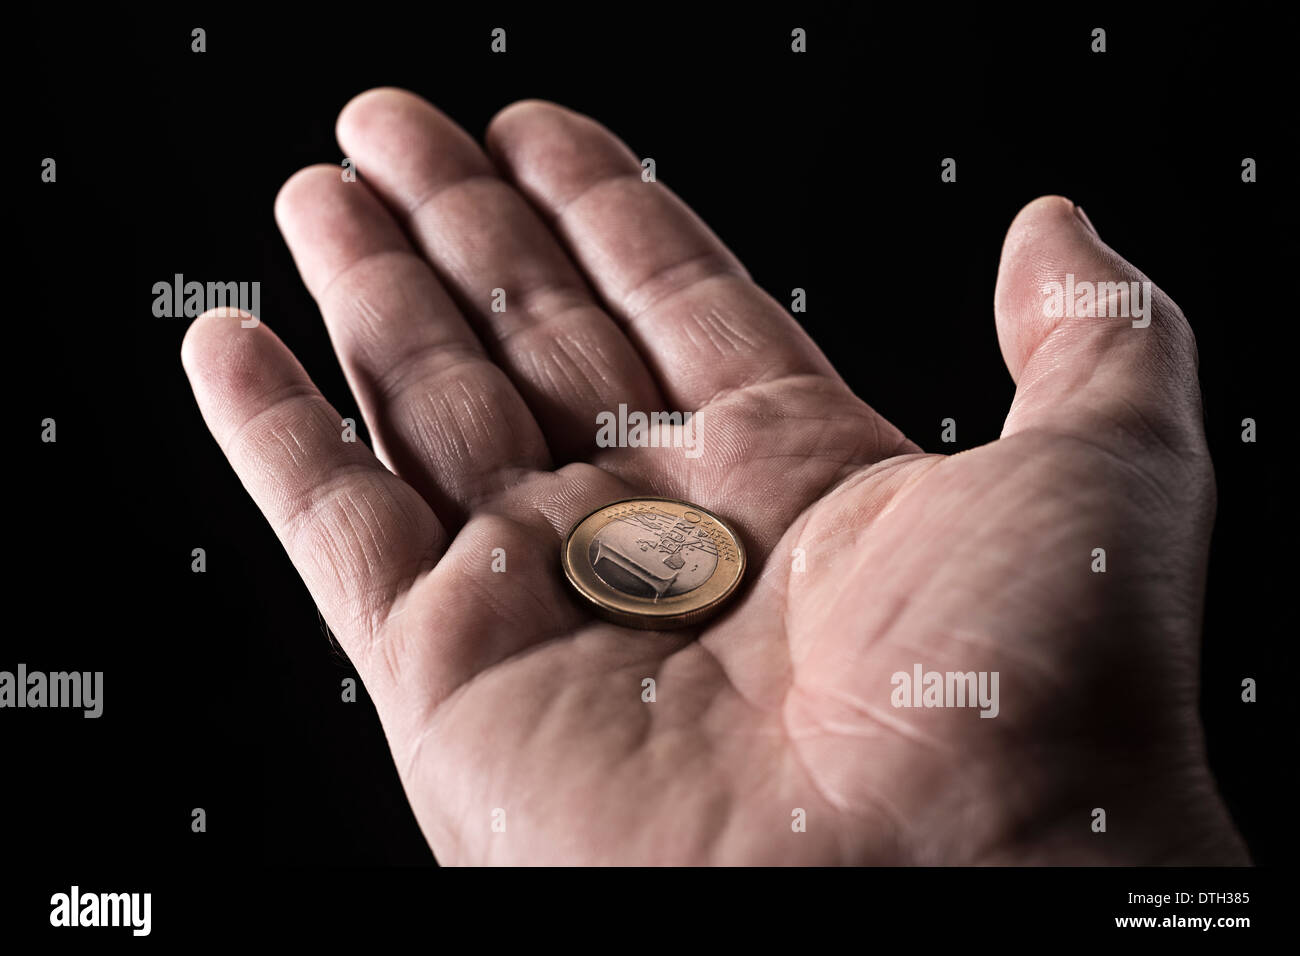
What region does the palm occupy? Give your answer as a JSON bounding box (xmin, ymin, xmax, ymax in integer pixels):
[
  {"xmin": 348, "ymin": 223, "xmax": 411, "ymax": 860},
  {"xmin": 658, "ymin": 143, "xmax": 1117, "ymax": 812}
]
[
  {"xmin": 395, "ymin": 378, "xmax": 898, "ymax": 864},
  {"xmin": 184, "ymin": 90, "xmax": 1245, "ymax": 864},
  {"xmin": 398, "ymin": 426, "xmax": 1195, "ymax": 865}
]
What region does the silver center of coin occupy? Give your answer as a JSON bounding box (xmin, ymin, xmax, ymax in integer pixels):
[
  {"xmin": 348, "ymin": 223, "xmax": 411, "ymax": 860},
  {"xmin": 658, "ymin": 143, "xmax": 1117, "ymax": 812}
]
[{"xmin": 588, "ymin": 508, "xmax": 720, "ymax": 600}]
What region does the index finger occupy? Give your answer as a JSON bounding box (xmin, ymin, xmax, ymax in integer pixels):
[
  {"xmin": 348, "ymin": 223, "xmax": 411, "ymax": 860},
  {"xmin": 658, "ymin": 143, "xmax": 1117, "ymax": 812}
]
[{"xmin": 486, "ymin": 100, "xmax": 842, "ymax": 410}]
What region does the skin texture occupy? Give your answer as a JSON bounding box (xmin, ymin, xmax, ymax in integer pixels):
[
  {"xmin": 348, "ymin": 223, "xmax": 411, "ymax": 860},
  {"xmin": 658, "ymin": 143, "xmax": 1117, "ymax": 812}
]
[{"xmin": 182, "ymin": 89, "xmax": 1248, "ymax": 865}]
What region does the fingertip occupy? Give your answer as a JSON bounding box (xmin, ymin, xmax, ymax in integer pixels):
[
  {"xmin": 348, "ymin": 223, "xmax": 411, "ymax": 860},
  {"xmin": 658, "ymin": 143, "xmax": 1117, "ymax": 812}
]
[
  {"xmin": 485, "ymin": 98, "xmax": 582, "ymax": 163},
  {"xmin": 336, "ymin": 87, "xmax": 430, "ymax": 148},
  {"xmin": 337, "ymin": 86, "xmax": 415, "ymax": 125},
  {"xmin": 181, "ymin": 308, "xmax": 266, "ymax": 379},
  {"xmin": 1010, "ymin": 194, "xmax": 1077, "ymax": 228},
  {"xmin": 274, "ymin": 164, "xmax": 346, "ymax": 229},
  {"xmin": 486, "ymin": 98, "xmax": 566, "ymax": 136},
  {"xmin": 992, "ymin": 196, "xmax": 1204, "ymax": 450},
  {"xmin": 994, "ymin": 194, "xmax": 1112, "ymax": 371},
  {"xmin": 485, "ymin": 99, "xmax": 636, "ymax": 205}
]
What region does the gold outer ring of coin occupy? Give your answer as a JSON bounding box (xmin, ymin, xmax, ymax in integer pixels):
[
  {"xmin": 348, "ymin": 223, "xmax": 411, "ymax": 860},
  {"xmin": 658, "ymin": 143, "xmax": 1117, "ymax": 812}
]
[{"xmin": 561, "ymin": 496, "xmax": 747, "ymax": 630}]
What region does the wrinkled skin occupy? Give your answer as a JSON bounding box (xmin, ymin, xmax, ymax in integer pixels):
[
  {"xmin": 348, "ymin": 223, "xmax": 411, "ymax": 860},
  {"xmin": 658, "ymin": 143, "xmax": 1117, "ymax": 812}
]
[{"xmin": 182, "ymin": 89, "xmax": 1247, "ymax": 865}]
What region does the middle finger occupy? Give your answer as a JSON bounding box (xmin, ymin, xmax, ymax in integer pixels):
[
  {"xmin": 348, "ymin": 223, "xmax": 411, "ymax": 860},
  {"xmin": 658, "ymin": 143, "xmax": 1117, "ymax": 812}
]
[{"xmin": 336, "ymin": 88, "xmax": 665, "ymax": 462}]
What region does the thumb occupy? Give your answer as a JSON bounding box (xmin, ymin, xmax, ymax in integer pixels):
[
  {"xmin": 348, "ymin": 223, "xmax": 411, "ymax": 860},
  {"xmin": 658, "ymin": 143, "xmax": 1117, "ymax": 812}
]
[{"xmin": 993, "ymin": 195, "xmax": 1206, "ymax": 457}]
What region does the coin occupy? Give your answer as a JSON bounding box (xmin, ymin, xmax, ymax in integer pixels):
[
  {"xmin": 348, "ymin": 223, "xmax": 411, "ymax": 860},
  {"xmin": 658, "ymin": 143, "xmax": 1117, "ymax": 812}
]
[{"xmin": 561, "ymin": 497, "xmax": 747, "ymax": 630}]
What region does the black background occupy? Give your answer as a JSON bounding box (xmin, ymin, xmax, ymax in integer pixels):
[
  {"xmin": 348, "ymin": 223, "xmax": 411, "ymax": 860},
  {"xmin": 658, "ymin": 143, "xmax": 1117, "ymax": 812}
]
[{"xmin": 9, "ymin": 2, "xmax": 1292, "ymax": 933}]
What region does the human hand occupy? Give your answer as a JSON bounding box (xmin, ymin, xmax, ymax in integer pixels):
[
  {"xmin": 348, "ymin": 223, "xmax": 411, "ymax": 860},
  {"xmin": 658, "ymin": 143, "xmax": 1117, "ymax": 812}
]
[{"xmin": 182, "ymin": 89, "xmax": 1246, "ymax": 864}]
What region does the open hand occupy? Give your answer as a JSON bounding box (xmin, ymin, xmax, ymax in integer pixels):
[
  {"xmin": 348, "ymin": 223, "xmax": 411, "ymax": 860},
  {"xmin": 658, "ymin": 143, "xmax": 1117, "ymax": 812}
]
[{"xmin": 182, "ymin": 89, "xmax": 1246, "ymax": 864}]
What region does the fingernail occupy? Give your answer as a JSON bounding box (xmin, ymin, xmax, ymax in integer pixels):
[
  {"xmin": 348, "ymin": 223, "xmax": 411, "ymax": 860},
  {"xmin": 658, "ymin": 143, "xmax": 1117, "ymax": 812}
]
[{"xmin": 1074, "ymin": 204, "xmax": 1099, "ymax": 236}]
